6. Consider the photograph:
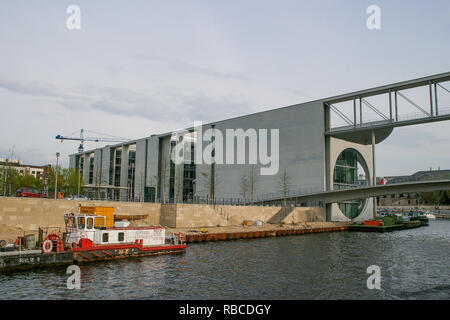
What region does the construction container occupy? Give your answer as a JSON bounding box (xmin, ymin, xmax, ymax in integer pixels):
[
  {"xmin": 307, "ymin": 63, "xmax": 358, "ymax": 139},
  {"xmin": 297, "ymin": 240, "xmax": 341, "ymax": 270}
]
[
  {"xmin": 364, "ymin": 220, "xmax": 382, "ymax": 226},
  {"xmin": 80, "ymin": 206, "xmax": 114, "ymax": 228}
]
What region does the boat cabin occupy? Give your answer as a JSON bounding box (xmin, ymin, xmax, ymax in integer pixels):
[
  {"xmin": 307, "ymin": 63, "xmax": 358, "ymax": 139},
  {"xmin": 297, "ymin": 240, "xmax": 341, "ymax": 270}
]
[{"xmin": 64, "ymin": 212, "xmax": 166, "ymax": 247}]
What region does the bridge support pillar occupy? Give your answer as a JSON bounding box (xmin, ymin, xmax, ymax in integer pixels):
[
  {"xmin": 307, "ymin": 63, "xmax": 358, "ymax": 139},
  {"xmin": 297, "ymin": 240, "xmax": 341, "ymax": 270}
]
[
  {"xmin": 326, "ymin": 203, "xmax": 332, "ymax": 221},
  {"xmin": 372, "ymin": 131, "xmax": 377, "ymax": 218}
]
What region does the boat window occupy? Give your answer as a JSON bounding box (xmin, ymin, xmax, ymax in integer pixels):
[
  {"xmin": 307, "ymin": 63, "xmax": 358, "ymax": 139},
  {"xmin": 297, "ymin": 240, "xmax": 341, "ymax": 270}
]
[
  {"xmin": 65, "ymin": 216, "xmax": 76, "ymax": 228},
  {"xmin": 87, "ymin": 217, "xmax": 94, "ymax": 229},
  {"xmin": 103, "ymin": 233, "xmax": 109, "ymax": 243},
  {"xmin": 118, "ymin": 232, "xmax": 124, "ymax": 242},
  {"xmin": 77, "ymin": 217, "xmax": 85, "ymax": 229}
]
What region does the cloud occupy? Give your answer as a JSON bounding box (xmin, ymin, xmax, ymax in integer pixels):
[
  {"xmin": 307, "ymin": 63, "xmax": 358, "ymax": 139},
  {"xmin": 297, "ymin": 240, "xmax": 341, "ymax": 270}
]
[
  {"xmin": 0, "ymin": 78, "xmax": 60, "ymax": 98},
  {"xmin": 0, "ymin": 76, "xmax": 251, "ymax": 128},
  {"xmin": 133, "ymin": 53, "xmax": 249, "ymax": 82}
]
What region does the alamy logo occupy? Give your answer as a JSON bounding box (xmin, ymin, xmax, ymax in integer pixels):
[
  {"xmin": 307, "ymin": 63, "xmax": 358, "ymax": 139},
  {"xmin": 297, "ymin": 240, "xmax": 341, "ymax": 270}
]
[
  {"xmin": 171, "ymin": 121, "xmax": 279, "ymax": 175},
  {"xmin": 366, "ymin": 265, "xmax": 381, "ymax": 290},
  {"xmin": 67, "ymin": 265, "xmax": 81, "ymax": 289},
  {"xmin": 66, "ymin": 5, "xmax": 81, "ymax": 30},
  {"xmin": 366, "ymin": 5, "xmax": 381, "ymax": 30}
]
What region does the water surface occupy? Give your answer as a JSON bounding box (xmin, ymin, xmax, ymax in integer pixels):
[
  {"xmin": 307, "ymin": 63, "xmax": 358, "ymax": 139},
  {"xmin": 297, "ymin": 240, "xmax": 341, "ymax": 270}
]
[{"xmin": 1, "ymin": 220, "xmax": 449, "ymax": 299}]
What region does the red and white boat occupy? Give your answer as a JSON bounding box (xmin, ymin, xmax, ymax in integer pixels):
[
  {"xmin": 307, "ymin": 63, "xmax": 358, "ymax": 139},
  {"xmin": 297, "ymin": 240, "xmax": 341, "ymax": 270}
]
[{"xmin": 63, "ymin": 210, "xmax": 186, "ymax": 263}]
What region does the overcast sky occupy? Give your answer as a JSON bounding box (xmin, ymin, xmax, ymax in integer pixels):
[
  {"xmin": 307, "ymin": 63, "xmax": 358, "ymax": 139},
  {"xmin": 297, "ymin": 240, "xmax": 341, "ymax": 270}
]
[{"xmin": 0, "ymin": 0, "xmax": 449, "ymax": 176}]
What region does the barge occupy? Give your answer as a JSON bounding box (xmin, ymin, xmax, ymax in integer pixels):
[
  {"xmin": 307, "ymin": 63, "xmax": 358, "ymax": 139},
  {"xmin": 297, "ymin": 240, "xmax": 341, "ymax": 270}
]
[
  {"xmin": 347, "ymin": 215, "xmax": 409, "ymax": 232},
  {"xmin": 0, "ymin": 206, "xmax": 186, "ymax": 272}
]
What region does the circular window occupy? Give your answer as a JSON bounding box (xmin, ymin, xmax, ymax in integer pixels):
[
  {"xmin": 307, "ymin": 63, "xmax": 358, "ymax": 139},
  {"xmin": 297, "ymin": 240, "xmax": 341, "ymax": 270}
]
[{"xmin": 333, "ymin": 148, "xmax": 370, "ymax": 219}]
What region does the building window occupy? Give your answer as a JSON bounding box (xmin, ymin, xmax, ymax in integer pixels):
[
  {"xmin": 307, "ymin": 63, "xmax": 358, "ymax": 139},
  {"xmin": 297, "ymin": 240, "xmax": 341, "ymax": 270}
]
[
  {"xmin": 128, "ymin": 150, "xmax": 136, "ymax": 200},
  {"xmin": 113, "ymin": 149, "xmax": 122, "ymax": 200},
  {"xmin": 88, "ymin": 157, "xmax": 94, "ymax": 184},
  {"xmin": 183, "ymin": 140, "xmax": 196, "ymax": 202}
]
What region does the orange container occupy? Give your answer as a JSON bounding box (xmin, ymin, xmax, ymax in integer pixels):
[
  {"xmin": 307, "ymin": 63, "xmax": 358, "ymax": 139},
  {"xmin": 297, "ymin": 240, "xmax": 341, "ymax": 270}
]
[
  {"xmin": 80, "ymin": 206, "xmax": 114, "ymax": 228},
  {"xmin": 364, "ymin": 220, "xmax": 382, "ymax": 226}
]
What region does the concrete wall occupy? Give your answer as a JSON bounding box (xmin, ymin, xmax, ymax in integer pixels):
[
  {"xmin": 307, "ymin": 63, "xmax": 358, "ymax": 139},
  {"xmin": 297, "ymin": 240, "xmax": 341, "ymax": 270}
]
[
  {"xmin": 135, "ymin": 139, "xmax": 147, "ymax": 201},
  {"xmin": 192, "ymin": 100, "xmax": 326, "ymax": 200},
  {"xmin": 82, "ymin": 153, "xmax": 91, "ymax": 184},
  {"xmin": 175, "ymin": 204, "xmax": 229, "ymax": 228},
  {"xmin": 0, "ymin": 197, "xmax": 161, "ymax": 233},
  {"xmin": 281, "ymin": 207, "xmax": 326, "ymax": 224},
  {"xmin": 160, "ymin": 204, "xmax": 177, "ymax": 227},
  {"xmin": 101, "ymin": 146, "xmax": 111, "ymax": 186},
  {"xmin": 0, "ymin": 198, "xmax": 325, "ymax": 232},
  {"xmin": 171, "ymin": 204, "xmax": 325, "ymax": 228}
]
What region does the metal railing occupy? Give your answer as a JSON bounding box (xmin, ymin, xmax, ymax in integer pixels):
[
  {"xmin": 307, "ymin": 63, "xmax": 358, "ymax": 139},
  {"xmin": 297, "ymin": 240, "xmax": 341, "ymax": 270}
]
[{"xmin": 330, "ymin": 106, "xmax": 450, "ymax": 131}]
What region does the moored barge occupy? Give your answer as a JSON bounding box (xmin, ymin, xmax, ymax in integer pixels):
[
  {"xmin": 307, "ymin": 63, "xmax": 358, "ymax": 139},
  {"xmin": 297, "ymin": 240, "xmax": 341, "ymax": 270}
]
[{"xmin": 0, "ymin": 206, "xmax": 186, "ymax": 272}]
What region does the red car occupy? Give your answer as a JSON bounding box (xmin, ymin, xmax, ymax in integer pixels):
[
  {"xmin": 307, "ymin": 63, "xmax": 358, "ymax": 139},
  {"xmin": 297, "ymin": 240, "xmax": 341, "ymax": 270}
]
[{"xmin": 16, "ymin": 187, "xmax": 47, "ymax": 198}]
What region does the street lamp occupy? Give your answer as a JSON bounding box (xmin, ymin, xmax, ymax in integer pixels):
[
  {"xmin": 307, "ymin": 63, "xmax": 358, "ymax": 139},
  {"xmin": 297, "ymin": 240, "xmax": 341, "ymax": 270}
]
[
  {"xmin": 55, "ymin": 152, "xmax": 60, "ymax": 199},
  {"xmin": 192, "ymin": 179, "xmax": 196, "ymax": 203}
]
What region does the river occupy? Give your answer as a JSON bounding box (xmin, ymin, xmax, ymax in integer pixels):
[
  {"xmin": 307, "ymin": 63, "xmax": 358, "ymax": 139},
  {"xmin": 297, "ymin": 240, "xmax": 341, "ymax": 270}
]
[{"xmin": 1, "ymin": 220, "xmax": 449, "ymax": 300}]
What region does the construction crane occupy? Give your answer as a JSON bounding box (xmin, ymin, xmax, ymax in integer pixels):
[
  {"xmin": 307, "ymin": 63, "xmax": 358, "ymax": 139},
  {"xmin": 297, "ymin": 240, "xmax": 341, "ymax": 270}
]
[{"xmin": 55, "ymin": 129, "xmax": 131, "ymax": 153}]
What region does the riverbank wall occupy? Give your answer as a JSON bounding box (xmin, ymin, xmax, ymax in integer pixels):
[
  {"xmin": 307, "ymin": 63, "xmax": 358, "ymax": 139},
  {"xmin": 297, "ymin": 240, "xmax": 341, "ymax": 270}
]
[{"xmin": 0, "ymin": 197, "xmax": 325, "ymax": 241}]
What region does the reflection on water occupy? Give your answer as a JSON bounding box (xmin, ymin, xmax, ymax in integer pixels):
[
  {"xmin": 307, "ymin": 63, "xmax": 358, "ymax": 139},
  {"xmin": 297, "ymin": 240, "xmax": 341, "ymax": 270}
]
[{"xmin": 1, "ymin": 220, "xmax": 449, "ymax": 300}]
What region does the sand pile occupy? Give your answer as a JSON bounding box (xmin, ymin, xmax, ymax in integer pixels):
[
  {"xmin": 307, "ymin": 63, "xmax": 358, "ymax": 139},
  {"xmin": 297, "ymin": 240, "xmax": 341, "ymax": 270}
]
[{"xmin": 0, "ymin": 224, "xmax": 25, "ymax": 244}]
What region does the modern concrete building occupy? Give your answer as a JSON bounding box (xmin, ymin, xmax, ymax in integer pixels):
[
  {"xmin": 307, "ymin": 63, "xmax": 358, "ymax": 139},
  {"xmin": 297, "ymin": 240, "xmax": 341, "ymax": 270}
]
[{"xmin": 69, "ymin": 72, "xmax": 450, "ymax": 222}]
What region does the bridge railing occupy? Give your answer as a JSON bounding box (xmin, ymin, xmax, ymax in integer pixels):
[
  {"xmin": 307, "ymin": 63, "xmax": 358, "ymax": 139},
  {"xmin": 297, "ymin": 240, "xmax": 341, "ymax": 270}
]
[{"xmin": 330, "ymin": 106, "xmax": 450, "ymax": 132}]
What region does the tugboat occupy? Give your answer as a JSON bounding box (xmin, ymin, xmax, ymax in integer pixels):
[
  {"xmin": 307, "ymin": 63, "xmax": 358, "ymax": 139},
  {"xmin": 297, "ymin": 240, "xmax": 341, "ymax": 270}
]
[
  {"xmin": 65, "ymin": 207, "xmax": 186, "ymax": 263},
  {"xmin": 0, "ymin": 206, "xmax": 186, "ymax": 272}
]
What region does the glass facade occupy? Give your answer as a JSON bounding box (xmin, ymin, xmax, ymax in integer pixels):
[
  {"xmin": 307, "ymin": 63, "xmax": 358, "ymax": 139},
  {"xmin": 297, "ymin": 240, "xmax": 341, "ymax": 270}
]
[
  {"xmin": 113, "ymin": 149, "xmax": 121, "ymax": 200},
  {"xmin": 169, "ymin": 140, "xmax": 176, "ymax": 202},
  {"xmin": 168, "ymin": 133, "xmax": 196, "ymax": 203},
  {"xmin": 88, "ymin": 157, "xmax": 94, "ymax": 184},
  {"xmin": 333, "ymin": 148, "xmax": 367, "ymax": 219},
  {"xmin": 127, "ymin": 150, "xmax": 136, "ymax": 200},
  {"xmin": 183, "ymin": 142, "xmax": 196, "ymax": 201}
]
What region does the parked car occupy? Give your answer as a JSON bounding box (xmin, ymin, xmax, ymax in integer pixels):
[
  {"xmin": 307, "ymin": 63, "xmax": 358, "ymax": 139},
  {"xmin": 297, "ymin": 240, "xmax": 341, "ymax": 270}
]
[
  {"xmin": 16, "ymin": 187, "xmax": 47, "ymax": 198},
  {"xmin": 66, "ymin": 195, "xmax": 89, "ymax": 200}
]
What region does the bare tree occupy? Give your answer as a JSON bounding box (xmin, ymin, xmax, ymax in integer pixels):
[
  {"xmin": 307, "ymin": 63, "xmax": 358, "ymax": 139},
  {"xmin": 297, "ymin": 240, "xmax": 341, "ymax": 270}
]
[
  {"xmin": 248, "ymin": 165, "xmax": 259, "ymax": 204},
  {"xmin": 200, "ymin": 165, "xmax": 221, "ymax": 204},
  {"xmin": 279, "ymin": 167, "xmax": 294, "ymax": 208},
  {"xmin": 240, "ymin": 174, "xmax": 249, "ymax": 206}
]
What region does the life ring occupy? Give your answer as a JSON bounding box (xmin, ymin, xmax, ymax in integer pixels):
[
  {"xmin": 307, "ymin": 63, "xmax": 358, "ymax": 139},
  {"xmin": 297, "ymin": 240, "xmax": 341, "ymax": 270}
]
[{"xmin": 42, "ymin": 240, "xmax": 53, "ymax": 253}]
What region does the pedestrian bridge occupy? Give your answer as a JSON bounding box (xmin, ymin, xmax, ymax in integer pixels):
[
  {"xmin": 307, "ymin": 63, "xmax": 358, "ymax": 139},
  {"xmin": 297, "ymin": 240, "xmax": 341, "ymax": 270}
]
[{"xmin": 292, "ymin": 180, "xmax": 450, "ymax": 204}]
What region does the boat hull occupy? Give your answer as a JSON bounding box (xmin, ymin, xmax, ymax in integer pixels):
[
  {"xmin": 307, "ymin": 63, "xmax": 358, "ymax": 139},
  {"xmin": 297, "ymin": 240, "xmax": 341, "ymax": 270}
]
[
  {"xmin": 72, "ymin": 243, "xmax": 187, "ymax": 263},
  {"xmin": 0, "ymin": 244, "xmax": 186, "ymax": 272},
  {"xmin": 0, "ymin": 251, "xmax": 74, "ymax": 272}
]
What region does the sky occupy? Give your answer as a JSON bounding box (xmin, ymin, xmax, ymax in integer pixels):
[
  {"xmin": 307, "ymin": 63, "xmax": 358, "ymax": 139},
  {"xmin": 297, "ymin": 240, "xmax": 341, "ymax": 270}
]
[{"xmin": 0, "ymin": 0, "xmax": 449, "ymax": 176}]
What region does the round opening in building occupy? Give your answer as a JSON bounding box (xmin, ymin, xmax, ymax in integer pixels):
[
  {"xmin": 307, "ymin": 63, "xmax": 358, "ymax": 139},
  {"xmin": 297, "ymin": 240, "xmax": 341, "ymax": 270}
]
[{"xmin": 333, "ymin": 148, "xmax": 370, "ymax": 219}]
